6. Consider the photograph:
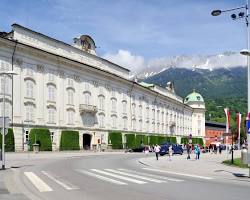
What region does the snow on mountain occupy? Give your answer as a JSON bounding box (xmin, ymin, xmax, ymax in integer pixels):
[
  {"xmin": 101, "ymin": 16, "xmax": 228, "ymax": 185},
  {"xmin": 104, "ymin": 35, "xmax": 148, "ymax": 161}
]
[{"xmin": 136, "ymin": 52, "xmax": 246, "ymax": 79}]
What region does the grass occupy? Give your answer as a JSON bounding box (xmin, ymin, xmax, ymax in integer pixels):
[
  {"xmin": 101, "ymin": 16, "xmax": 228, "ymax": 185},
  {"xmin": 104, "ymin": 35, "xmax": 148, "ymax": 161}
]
[{"xmin": 222, "ymin": 158, "xmax": 248, "ymax": 168}]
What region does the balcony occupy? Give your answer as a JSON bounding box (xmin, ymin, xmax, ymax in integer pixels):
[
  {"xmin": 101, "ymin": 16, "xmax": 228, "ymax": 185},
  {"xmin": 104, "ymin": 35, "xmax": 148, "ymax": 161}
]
[
  {"xmin": 169, "ymin": 121, "xmax": 176, "ymax": 127},
  {"xmin": 79, "ymin": 104, "xmax": 98, "ymax": 114}
]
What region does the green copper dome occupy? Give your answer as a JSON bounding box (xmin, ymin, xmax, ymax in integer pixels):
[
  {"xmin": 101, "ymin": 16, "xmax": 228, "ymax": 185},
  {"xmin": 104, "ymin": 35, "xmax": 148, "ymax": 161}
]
[{"xmin": 184, "ymin": 90, "xmax": 204, "ymax": 104}]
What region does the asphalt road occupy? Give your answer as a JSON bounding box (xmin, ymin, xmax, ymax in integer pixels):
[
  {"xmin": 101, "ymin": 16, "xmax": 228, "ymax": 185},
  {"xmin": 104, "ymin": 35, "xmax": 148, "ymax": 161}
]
[{"xmin": 10, "ymin": 153, "xmax": 250, "ymax": 200}]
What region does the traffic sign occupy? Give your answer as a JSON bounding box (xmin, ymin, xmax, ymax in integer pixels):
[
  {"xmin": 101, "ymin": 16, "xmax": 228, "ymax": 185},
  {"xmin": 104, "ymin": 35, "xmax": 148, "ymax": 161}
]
[{"xmin": 0, "ymin": 117, "xmax": 10, "ymax": 135}]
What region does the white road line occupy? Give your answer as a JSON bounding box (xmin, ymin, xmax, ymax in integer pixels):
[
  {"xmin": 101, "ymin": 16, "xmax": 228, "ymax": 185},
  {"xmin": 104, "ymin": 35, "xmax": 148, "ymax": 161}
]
[
  {"xmin": 91, "ymin": 169, "xmax": 147, "ymax": 184},
  {"xmin": 118, "ymin": 168, "xmax": 184, "ymax": 182},
  {"xmin": 105, "ymin": 169, "xmax": 166, "ymax": 183},
  {"xmin": 78, "ymin": 170, "xmax": 127, "ymax": 185},
  {"xmin": 41, "ymin": 171, "xmax": 79, "ymax": 190},
  {"xmin": 24, "ymin": 172, "xmax": 53, "ymax": 192},
  {"xmin": 142, "ymin": 168, "xmax": 214, "ymax": 180}
]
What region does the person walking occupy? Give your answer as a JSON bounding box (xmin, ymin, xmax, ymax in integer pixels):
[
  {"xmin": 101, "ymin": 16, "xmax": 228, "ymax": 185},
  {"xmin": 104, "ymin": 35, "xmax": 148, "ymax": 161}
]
[
  {"xmin": 187, "ymin": 144, "xmax": 191, "ymax": 160},
  {"xmin": 154, "ymin": 144, "xmax": 161, "ymax": 160},
  {"xmin": 194, "ymin": 145, "xmax": 200, "ymax": 160},
  {"xmin": 168, "ymin": 145, "xmax": 173, "ymax": 161}
]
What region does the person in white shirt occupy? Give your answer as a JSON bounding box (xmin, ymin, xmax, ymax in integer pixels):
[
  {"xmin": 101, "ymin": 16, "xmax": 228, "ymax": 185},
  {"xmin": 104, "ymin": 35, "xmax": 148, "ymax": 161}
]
[{"xmin": 154, "ymin": 144, "xmax": 161, "ymax": 160}]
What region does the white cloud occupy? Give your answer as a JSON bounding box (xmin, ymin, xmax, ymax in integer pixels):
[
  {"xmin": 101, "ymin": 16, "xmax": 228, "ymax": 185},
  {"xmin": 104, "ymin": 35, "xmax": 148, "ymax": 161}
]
[
  {"xmin": 102, "ymin": 50, "xmax": 247, "ymax": 78},
  {"xmin": 102, "ymin": 49, "xmax": 145, "ymax": 71}
]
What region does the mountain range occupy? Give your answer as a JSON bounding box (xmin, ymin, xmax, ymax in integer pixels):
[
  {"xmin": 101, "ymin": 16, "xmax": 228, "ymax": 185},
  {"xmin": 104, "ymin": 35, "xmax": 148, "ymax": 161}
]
[{"xmin": 143, "ymin": 66, "xmax": 247, "ymax": 99}]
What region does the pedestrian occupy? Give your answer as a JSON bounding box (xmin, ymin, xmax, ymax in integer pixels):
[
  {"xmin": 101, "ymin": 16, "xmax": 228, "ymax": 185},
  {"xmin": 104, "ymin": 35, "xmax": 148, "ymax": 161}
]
[
  {"xmin": 154, "ymin": 144, "xmax": 161, "ymax": 160},
  {"xmin": 144, "ymin": 146, "xmax": 149, "ymax": 155},
  {"xmin": 168, "ymin": 145, "xmax": 173, "ymax": 161},
  {"xmin": 194, "ymin": 145, "xmax": 200, "ymax": 160},
  {"xmin": 187, "ymin": 144, "xmax": 191, "ymax": 160}
]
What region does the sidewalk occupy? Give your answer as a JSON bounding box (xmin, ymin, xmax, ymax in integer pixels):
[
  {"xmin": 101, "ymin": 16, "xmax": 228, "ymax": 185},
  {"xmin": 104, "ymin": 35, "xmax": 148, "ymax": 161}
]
[{"xmin": 138, "ymin": 150, "xmax": 250, "ymax": 182}]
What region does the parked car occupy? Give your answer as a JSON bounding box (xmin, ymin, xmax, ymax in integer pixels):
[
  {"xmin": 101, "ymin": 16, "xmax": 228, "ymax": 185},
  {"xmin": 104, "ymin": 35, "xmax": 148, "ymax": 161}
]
[
  {"xmin": 128, "ymin": 145, "xmax": 152, "ymax": 153},
  {"xmin": 159, "ymin": 143, "xmax": 183, "ymax": 156}
]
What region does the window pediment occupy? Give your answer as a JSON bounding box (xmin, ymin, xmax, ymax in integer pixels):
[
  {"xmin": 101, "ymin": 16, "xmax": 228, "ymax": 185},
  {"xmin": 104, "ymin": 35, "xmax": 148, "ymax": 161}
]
[{"xmin": 24, "ymin": 77, "xmax": 36, "ymax": 83}]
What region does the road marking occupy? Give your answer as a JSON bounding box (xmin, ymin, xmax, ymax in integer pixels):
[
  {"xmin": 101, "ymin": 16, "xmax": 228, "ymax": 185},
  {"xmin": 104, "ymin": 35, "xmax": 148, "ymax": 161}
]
[
  {"xmin": 24, "ymin": 172, "xmax": 53, "ymax": 192},
  {"xmin": 118, "ymin": 168, "xmax": 184, "ymax": 182},
  {"xmin": 142, "ymin": 168, "xmax": 214, "ymax": 180},
  {"xmin": 91, "ymin": 169, "xmax": 147, "ymax": 184},
  {"xmin": 105, "ymin": 169, "xmax": 166, "ymax": 183},
  {"xmin": 78, "ymin": 170, "xmax": 127, "ymax": 185},
  {"xmin": 41, "ymin": 171, "xmax": 79, "ymax": 190}
]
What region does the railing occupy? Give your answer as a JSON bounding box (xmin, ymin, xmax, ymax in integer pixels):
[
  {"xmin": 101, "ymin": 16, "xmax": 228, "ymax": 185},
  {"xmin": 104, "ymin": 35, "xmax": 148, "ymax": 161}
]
[{"xmin": 79, "ymin": 104, "xmax": 98, "ymax": 114}]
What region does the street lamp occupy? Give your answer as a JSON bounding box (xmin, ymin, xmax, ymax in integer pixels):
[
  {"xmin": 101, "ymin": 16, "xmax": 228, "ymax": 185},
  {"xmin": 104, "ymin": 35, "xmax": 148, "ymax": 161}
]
[
  {"xmin": 212, "ymin": 0, "xmax": 250, "ymax": 176},
  {"xmin": 0, "ymin": 70, "xmax": 18, "ymax": 170}
]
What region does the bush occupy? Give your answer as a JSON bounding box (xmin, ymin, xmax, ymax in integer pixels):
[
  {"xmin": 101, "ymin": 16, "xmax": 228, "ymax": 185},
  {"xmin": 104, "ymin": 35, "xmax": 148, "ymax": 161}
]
[
  {"xmin": 181, "ymin": 137, "xmax": 204, "ymax": 146},
  {"xmin": 149, "ymin": 135, "xmax": 158, "ymax": 145},
  {"xmin": 135, "ymin": 134, "xmax": 144, "ymax": 146},
  {"xmin": 108, "ymin": 131, "xmax": 123, "ymax": 149},
  {"xmin": 60, "ymin": 130, "xmax": 80, "ymax": 150},
  {"xmin": 158, "ymin": 136, "xmax": 166, "ymax": 145},
  {"xmin": 181, "ymin": 137, "xmax": 189, "ymax": 144},
  {"xmin": 125, "ymin": 134, "xmax": 136, "ymax": 148},
  {"xmin": 29, "ymin": 128, "xmax": 52, "ymax": 151},
  {"xmin": 0, "ymin": 128, "xmax": 15, "ymax": 152}
]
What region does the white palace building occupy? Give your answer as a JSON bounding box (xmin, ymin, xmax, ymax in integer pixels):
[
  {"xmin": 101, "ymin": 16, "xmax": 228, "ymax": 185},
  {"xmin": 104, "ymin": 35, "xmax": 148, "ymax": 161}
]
[{"xmin": 0, "ymin": 24, "xmax": 205, "ymax": 151}]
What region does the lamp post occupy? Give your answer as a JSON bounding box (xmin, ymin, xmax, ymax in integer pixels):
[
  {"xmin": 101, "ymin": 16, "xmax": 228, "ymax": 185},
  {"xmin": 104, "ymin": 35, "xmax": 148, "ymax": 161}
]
[
  {"xmin": 212, "ymin": 0, "xmax": 250, "ymax": 177},
  {"xmin": 0, "ymin": 71, "xmax": 17, "ymax": 170}
]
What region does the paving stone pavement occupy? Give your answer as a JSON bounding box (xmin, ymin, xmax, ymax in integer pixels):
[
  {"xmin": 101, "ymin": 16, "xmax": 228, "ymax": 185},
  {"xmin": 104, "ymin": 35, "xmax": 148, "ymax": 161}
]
[{"xmin": 138, "ymin": 150, "xmax": 250, "ymax": 181}]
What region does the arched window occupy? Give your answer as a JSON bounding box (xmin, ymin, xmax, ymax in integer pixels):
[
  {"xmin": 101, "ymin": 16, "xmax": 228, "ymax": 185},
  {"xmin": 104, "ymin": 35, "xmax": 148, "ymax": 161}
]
[
  {"xmin": 26, "ymin": 80, "xmax": 34, "ymax": 98},
  {"xmin": 99, "ymin": 113, "xmax": 105, "ymax": 128},
  {"xmin": 48, "ymin": 85, "xmax": 56, "ymax": 101},
  {"xmin": 48, "ymin": 107, "xmax": 56, "ymax": 124},
  {"xmin": 111, "ymin": 115, "xmax": 117, "ymax": 128},
  {"xmin": 99, "ymin": 95, "xmax": 105, "ymax": 110},
  {"xmin": 84, "ymin": 92, "xmax": 91, "ymax": 105},
  {"xmin": 123, "ymin": 117, "xmax": 127, "ymax": 130},
  {"xmin": 25, "ymin": 104, "xmax": 34, "ymax": 122},
  {"xmin": 111, "ymin": 98, "xmax": 117, "ymax": 112},
  {"xmin": 67, "ymin": 89, "xmax": 74, "ymax": 105},
  {"xmin": 67, "ymin": 109, "xmax": 74, "ymax": 125},
  {"xmin": 122, "ymin": 101, "xmax": 127, "ymax": 113}
]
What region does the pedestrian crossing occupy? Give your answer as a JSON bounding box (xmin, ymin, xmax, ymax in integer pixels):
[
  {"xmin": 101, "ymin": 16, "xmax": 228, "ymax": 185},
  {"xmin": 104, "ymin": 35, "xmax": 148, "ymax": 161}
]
[{"xmin": 23, "ymin": 168, "xmax": 184, "ymax": 193}]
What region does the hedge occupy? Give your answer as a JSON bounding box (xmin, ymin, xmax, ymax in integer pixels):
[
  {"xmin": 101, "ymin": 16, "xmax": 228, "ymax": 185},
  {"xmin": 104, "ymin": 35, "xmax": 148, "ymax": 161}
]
[
  {"xmin": 135, "ymin": 134, "xmax": 144, "ymax": 146},
  {"xmin": 29, "ymin": 128, "xmax": 52, "ymax": 151},
  {"xmin": 181, "ymin": 137, "xmax": 204, "ymax": 146},
  {"xmin": 60, "ymin": 130, "xmax": 80, "ymax": 150},
  {"xmin": 108, "ymin": 131, "xmax": 123, "ymax": 149},
  {"xmin": 0, "ymin": 128, "xmax": 15, "ymax": 152},
  {"xmin": 149, "ymin": 135, "xmax": 158, "ymax": 145},
  {"xmin": 125, "ymin": 134, "xmax": 136, "ymax": 148}
]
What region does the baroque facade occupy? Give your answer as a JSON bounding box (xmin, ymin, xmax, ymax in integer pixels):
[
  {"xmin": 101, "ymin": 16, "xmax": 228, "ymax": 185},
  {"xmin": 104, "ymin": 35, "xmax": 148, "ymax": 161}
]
[{"xmin": 0, "ymin": 24, "xmax": 205, "ymax": 151}]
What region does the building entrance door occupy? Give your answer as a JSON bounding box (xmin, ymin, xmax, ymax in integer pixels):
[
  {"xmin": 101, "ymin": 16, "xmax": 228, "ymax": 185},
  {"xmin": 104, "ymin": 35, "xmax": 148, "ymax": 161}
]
[{"xmin": 83, "ymin": 134, "xmax": 91, "ymax": 150}]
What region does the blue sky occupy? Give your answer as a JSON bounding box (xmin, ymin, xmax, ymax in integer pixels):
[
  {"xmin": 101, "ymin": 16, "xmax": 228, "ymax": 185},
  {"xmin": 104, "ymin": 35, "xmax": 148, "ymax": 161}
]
[{"xmin": 0, "ymin": 0, "xmax": 247, "ymax": 71}]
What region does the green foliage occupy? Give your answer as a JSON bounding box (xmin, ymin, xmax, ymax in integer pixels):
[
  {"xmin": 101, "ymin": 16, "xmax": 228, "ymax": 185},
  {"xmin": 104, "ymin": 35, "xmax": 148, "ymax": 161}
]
[
  {"xmin": 223, "ymin": 158, "xmax": 248, "ymax": 168},
  {"xmin": 125, "ymin": 134, "xmax": 136, "ymax": 148},
  {"xmin": 192, "ymin": 137, "xmax": 204, "ymax": 146},
  {"xmin": 0, "ymin": 128, "xmax": 15, "ymax": 152},
  {"xmin": 149, "ymin": 135, "xmax": 158, "ymax": 145},
  {"xmin": 181, "ymin": 137, "xmax": 189, "ymax": 145},
  {"xmin": 108, "ymin": 131, "xmax": 123, "ymax": 149},
  {"xmin": 149, "ymin": 135, "xmax": 176, "ymax": 145},
  {"xmin": 135, "ymin": 134, "xmax": 144, "ymax": 146},
  {"xmin": 29, "ymin": 128, "xmax": 52, "ymax": 151},
  {"xmin": 60, "ymin": 130, "xmax": 80, "ymax": 150}
]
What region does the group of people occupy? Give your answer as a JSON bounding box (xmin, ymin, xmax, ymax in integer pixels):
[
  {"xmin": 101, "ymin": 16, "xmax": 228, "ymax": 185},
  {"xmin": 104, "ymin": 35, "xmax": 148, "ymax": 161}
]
[
  {"xmin": 187, "ymin": 144, "xmax": 201, "ymax": 160},
  {"xmin": 153, "ymin": 144, "xmax": 173, "ymax": 161}
]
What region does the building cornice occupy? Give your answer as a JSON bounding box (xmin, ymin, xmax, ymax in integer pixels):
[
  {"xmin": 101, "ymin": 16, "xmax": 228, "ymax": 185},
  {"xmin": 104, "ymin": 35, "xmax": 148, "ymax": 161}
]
[{"xmin": 0, "ymin": 37, "xmax": 193, "ymax": 111}]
